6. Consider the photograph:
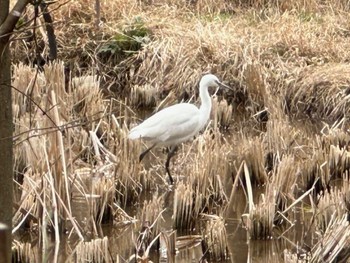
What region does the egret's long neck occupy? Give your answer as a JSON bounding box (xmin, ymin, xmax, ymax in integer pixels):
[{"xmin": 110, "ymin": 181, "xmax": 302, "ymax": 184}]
[{"xmin": 199, "ymin": 83, "xmax": 212, "ymax": 122}]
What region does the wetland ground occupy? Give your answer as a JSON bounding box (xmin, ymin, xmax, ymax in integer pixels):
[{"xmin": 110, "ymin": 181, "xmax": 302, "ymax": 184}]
[{"xmin": 10, "ymin": 0, "xmax": 350, "ymax": 262}]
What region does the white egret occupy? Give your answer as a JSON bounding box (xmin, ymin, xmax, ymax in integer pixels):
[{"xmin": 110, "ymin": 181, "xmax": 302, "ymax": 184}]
[{"xmin": 128, "ymin": 74, "xmax": 232, "ymax": 184}]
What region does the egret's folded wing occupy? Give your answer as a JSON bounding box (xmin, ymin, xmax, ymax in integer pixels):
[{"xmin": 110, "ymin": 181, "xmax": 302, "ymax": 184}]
[{"xmin": 128, "ymin": 103, "xmax": 200, "ymax": 143}]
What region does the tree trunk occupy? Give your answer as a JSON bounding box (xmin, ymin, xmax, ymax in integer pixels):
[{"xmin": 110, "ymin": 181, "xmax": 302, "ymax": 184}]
[
  {"xmin": 0, "ymin": 4, "xmax": 13, "ymax": 262},
  {"xmin": 0, "ymin": 0, "xmax": 30, "ymax": 261}
]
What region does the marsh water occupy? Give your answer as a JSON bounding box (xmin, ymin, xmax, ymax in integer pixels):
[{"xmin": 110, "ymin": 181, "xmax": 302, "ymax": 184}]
[
  {"xmin": 14, "ymin": 182, "xmax": 313, "ymax": 262},
  {"xmin": 12, "ymin": 110, "xmax": 322, "ymax": 262},
  {"xmin": 13, "ymin": 118, "xmax": 320, "ymax": 262}
]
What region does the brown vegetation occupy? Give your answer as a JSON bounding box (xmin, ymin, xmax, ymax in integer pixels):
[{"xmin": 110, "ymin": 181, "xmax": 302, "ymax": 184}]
[{"xmin": 10, "ymin": 0, "xmax": 350, "ymax": 261}]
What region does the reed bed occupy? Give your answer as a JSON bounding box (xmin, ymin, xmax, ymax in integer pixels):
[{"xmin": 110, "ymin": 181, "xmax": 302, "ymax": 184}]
[
  {"xmin": 173, "ymin": 182, "xmax": 202, "ymax": 230},
  {"xmin": 173, "ymin": 128, "xmax": 231, "ymax": 231},
  {"xmin": 136, "ymin": 192, "xmax": 165, "ymax": 256},
  {"xmin": 12, "ymin": 241, "xmax": 39, "ymax": 263},
  {"xmin": 242, "ymin": 182, "xmax": 276, "ymax": 239},
  {"xmin": 11, "ymin": 62, "xmax": 147, "ymax": 244},
  {"xmin": 9, "ymin": 0, "xmax": 350, "ymax": 261},
  {"xmin": 287, "ymin": 64, "xmax": 350, "ymax": 123},
  {"xmin": 201, "ymin": 214, "xmax": 230, "ymax": 261},
  {"xmin": 311, "ymin": 214, "xmax": 350, "ymax": 262},
  {"xmin": 238, "ymin": 136, "xmax": 268, "ymax": 185},
  {"xmin": 129, "ymin": 84, "xmax": 157, "ymax": 108},
  {"xmin": 272, "ymin": 155, "xmax": 298, "ymax": 212},
  {"xmin": 212, "ymin": 97, "xmax": 233, "ymax": 128},
  {"xmin": 113, "ymin": 123, "xmax": 146, "ymax": 205},
  {"xmin": 315, "ymin": 176, "xmax": 350, "ymax": 232},
  {"xmin": 242, "ymin": 153, "xmax": 298, "ymax": 239}
]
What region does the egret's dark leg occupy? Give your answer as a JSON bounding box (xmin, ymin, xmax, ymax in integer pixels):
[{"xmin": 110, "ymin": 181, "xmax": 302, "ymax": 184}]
[
  {"xmin": 139, "ymin": 143, "xmax": 156, "ymax": 162},
  {"xmin": 165, "ymin": 146, "xmax": 178, "ymax": 184}
]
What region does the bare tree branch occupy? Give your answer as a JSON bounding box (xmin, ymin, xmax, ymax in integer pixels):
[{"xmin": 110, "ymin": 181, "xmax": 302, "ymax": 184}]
[
  {"xmin": 40, "ymin": 1, "xmax": 57, "ymax": 60},
  {"xmin": 0, "ymin": 0, "xmax": 30, "ymax": 41}
]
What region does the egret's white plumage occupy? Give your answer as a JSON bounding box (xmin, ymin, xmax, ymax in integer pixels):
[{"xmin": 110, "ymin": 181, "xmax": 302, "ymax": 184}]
[{"xmin": 128, "ymin": 74, "xmax": 231, "ymax": 184}]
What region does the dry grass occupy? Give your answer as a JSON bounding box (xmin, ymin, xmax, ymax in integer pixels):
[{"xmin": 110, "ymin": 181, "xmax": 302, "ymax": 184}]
[
  {"xmin": 135, "ymin": 192, "xmax": 165, "ymax": 256},
  {"xmin": 287, "ymin": 64, "xmax": 350, "ymax": 122},
  {"xmin": 315, "ymin": 176, "xmax": 350, "ymax": 232},
  {"xmin": 10, "ymin": 0, "xmax": 350, "ymax": 261},
  {"xmin": 173, "ymin": 128, "xmax": 231, "ymax": 230},
  {"xmin": 242, "ymin": 183, "xmax": 276, "ymax": 239},
  {"xmin": 311, "ymin": 214, "xmax": 350, "ymax": 262},
  {"xmin": 237, "ymin": 136, "xmax": 268, "ymax": 185},
  {"xmin": 201, "ymin": 214, "xmax": 229, "ymax": 261},
  {"xmin": 12, "ymin": 241, "xmax": 39, "ymax": 263},
  {"xmin": 12, "ymin": 62, "xmax": 146, "ymax": 239}
]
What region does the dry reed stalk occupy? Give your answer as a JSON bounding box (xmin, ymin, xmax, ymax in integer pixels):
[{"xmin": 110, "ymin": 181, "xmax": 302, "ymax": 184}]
[
  {"xmin": 201, "ymin": 214, "xmax": 229, "ymax": 261},
  {"xmin": 69, "ymin": 129, "xmax": 117, "ymax": 227},
  {"xmin": 12, "ymin": 62, "xmax": 115, "ymax": 235},
  {"xmin": 212, "ymin": 97, "xmax": 233, "ymax": 128},
  {"xmin": 310, "ymin": 214, "xmax": 350, "ymax": 262},
  {"xmin": 238, "ymin": 136, "xmax": 268, "ymax": 184},
  {"xmin": 113, "ymin": 122, "xmax": 144, "ymax": 205},
  {"xmin": 173, "ymin": 182, "xmax": 203, "ymax": 230},
  {"xmin": 315, "ymin": 176, "xmax": 350, "ymax": 232},
  {"xmin": 75, "ymin": 236, "xmax": 111, "ymax": 263},
  {"xmin": 299, "ymin": 135, "xmax": 332, "ymax": 193},
  {"xmin": 241, "ymin": 161, "xmax": 275, "ymax": 239},
  {"xmin": 187, "ymin": 129, "xmax": 230, "ymax": 201},
  {"xmin": 328, "ymin": 145, "xmax": 350, "ymax": 179},
  {"xmin": 172, "ymin": 128, "xmax": 230, "ymax": 231},
  {"xmin": 271, "ymin": 155, "xmax": 298, "ymax": 213},
  {"xmin": 159, "ymin": 230, "xmax": 176, "ymax": 262},
  {"xmin": 70, "ymin": 75, "xmax": 105, "ymax": 122},
  {"xmin": 321, "ymin": 126, "xmax": 350, "ymax": 149},
  {"xmin": 243, "ymin": 63, "xmax": 267, "ymax": 114},
  {"xmin": 264, "ymin": 118, "xmax": 300, "ymax": 158},
  {"xmin": 243, "ymin": 155, "xmax": 299, "ymax": 239},
  {"xmin": 43, "ymin": 146, "xmax": 60, "ymax": 246},
  {"xmin": 51, "ymin": 89, "xmax": 72, "ymax": 222},
  {"xmin": 13, "ymin": 170, "xmax": 41, "ymax": 230},
  {"xmin": 136, "ymin": 192, "xmax": 165, "ymax": 254},
  {"xmin": 12, "ymin": 240, "xmax": 39, "ymax": 263},
  {"xmin": 244, "ymin": 188, "xmax": 276, "ymax": 239},
  {"xmin": 301, "ymin": 134, "xmax": 350, "ymax": 194},
  {"xmin": 129, "ymin": 84, "xmax": 157, "ymax": 108},
  {"xmin": 316, "ymin": 187, "xmax": 347, "ymax": 232},
  {"xmin": 90, "ymin": 174, "xmax": 115, "ymax": 225}
]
